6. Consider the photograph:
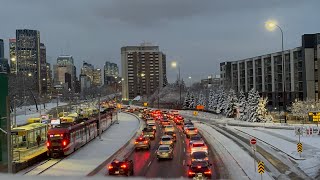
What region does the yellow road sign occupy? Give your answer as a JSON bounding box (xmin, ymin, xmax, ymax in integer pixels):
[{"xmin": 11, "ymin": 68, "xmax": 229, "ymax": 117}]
[
  {"xmin": 258, "ymin": 161, "xmax": 265, "ymax": 174},
  {"xmin": 193, "ymin": 111, "xmax": 198, "ymax": 116},
  {"xmin": 297, "ymin": 143, "xmax": 303, "ymax": 153}
]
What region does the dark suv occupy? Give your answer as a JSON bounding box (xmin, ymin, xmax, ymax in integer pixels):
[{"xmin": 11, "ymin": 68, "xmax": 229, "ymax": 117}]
[
  {"xmin": 108, "ymin": 159, "xmax": 134, "ymax": 176},
  {"xmin": 187, "ymin": 161, "xmax": 212, "ymax": 178}
]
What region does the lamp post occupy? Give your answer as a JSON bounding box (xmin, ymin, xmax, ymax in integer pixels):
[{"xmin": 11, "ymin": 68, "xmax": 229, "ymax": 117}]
[
  {"xmin": 171, "ymin": 61, "xmax": 181, "ymax": 106},
  {"xmin": 265, "ymin": 20, "xmax": 286, "ymax": 123}
]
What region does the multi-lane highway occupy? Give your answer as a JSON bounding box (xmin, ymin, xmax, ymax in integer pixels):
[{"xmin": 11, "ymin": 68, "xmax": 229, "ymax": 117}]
[{"xmin": 106, "ymin": 111, "xmax": 227, "ymax": 179}]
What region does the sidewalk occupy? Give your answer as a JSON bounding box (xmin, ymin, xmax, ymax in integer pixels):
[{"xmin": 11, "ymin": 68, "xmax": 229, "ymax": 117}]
[{"xmin": 38, "ymin": 112, "xmax": 141, "ymax": 176}]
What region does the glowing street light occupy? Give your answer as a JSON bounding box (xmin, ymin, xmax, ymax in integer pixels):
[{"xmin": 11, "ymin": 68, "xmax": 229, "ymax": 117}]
[
  {"xmin": 28, "ymin": 73, "xmax": 32, "ymax": 77},
  {"xmin": 188, "ymin": 76, "xmax": 191, "ymax": 79},
  {"xmin": 265, "ymin": 19, "xmax": 286, "ymax": 123},
  {"xmin": 171, "ymin": 61, "xmax": 177, "ymax": 68},
  {"xmin": 265, "ymin": 20, "xmax": 278, "ymax": 31},
  {"xmin": 141, "ymin": 73, "xmax": 145, "ymax": 77}
]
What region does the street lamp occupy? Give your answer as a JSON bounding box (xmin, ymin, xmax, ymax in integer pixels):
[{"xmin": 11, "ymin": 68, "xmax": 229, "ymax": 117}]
[
  {"xmin": 171, "ymin": 61, "xmax": 181, "ymax": 106},
  {"xmin": 265, "ymin": 19, "xmax": 286, "ymax": 123}
]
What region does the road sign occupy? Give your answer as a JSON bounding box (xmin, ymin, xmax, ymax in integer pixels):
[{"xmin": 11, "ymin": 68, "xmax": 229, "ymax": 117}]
[
  {"xmin": 295, "ymin": 127, "xmax": 303, "ymax": 135},
  {"xmin": 193, "ymin": 111, "xmax": 198, "ymax": 116},
  {"xmin": 250, "ymin": 138, "xmax": 257, "ymax": 145},
  {"xmin": 297, "ymin": 143, "xmax": 303, "ymax": 153},
  {"xmin": 258, "ymin": 161, "xmax": 265, "ymax": 174}
]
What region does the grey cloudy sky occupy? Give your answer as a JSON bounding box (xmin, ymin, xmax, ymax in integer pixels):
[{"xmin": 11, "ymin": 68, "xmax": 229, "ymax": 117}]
[{"xmin": 1, "ymin": 0, "xmax": 319, "ymax": 83}]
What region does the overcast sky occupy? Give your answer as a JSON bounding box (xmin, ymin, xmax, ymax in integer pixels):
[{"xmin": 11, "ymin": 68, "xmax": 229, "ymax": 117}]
[{"xmin": 1, "ymin": 0, "xmax": 319, "ymax": 83}]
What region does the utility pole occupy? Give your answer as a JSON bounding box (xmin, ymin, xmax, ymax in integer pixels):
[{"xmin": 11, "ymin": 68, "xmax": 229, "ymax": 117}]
[
  {"xmin": 98, "ymin": 94, "xmax": 101, "ymax": 139},
  {"xmin": 6, "ymin": 97, "xmax": 12, "ymax": 173},
  {"xmin": 13, "ymin": 96, "xmax": 16, "ymax": 128}
]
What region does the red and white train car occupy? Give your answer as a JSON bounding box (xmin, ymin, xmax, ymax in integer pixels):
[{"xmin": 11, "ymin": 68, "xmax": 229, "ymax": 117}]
[{"xmin": 47, "ymin": 113, "xmax": 111, "ymax": 157}]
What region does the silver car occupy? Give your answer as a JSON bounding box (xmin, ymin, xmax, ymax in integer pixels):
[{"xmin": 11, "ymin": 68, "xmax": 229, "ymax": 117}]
[
  {"xmin": 157, "ymin": 145, "xmax": 173, "ymax": 160},
  {"xmin": 159, "ymin": 135, "xmax": 174, "ymax": 147}
]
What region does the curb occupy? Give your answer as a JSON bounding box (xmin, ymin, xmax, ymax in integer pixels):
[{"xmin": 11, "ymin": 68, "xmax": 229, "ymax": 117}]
[{"xmin": 87, "ymin": 112, "xmax": 144, "ymax": 176}]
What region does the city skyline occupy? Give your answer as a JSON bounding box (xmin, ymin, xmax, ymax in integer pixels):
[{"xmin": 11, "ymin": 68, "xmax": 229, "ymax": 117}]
[{"xmin": 1, "ymin": 1, "xmax": 320, "ymax": 82}]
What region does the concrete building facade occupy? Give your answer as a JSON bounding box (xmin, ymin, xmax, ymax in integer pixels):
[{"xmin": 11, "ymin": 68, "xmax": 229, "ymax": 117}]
[
  {"xmin": 220, "ymin": 33, "xmax": 320, "ymax": 108},
  {"xmin": 121, "ymin": 43, "xmax": 167, "ymax": 100}
]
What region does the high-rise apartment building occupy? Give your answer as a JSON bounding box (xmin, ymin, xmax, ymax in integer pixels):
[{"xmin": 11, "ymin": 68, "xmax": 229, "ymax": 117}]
[
  {"xmin": 121, "ymin": 43, "xmax": 167, "ymax": 100},
  {"xmin": 9, "ymin": 39, "xmax": 17, "ymax": 74},
  {"xmin": 104, "ymin": 61, "xmax": 119, "ymax": 85},
  {"xmin": 39, "ymin": 43, "xmax": 48, "ymax": 94},
  {"xmin": 0, "ymin": 39, "xmax": 4, "ymax": 58},
  {"xmin": 93, "ymin": 68, "xmax": 102, "ymax": 86},
  {"xmin": 0, "ymin": 39, "xmax": 8, "ymax": 73},
  {"xmin": 46, "ymin": 63, "xmax": 52, "ymax": 94},
  {"xmin": 16, "ymin": 29, "xmax": 42, "ymax": 93},
  {"xmin": 53, "ymin": 55, "xmax": 76, "ymax": 91},
  {"xmin": 220, "ymin": 33, "xmax": 320, "ymax": 108},
  {"xmin": 81, "ymin": 61, "xmax": 94, "ymax": 81}
]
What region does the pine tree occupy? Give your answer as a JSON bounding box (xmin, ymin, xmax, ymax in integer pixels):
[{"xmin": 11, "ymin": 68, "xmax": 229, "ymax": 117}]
[
  {"xmin": 208, "ymin": 89, "xmax": 214, "ymax": 110},
  {"xmin": 183, "ymin": 91, "xmax": 191, "ymax": 109},
  {"xmin": 247, "ymin": 88, "xmax": 260, "ymax": 122},
  {"xmin": 238, "ymin": 90, "xmax": 247, "ymax": 121},
  {"xmin": 197, "ymin": 91, "xmax": 205, "ymax": 107},
  {"xmin": 226, "ymin": 89, "xmax": 238, "ymax": 118},
  {"xmin": 256, "ymin": 97, "xmax": 268, "ymax": 122},
  {"xmin": 189, "ymin": 92, "xmax": 196, "ymax": 109},
  {"xmin": 216, "ymin": 89, "xmax": 226, "ymax": 114}
]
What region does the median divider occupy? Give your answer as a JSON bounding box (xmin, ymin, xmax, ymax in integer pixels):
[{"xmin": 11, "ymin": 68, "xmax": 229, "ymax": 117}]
[{"xmin": 87, "ymin": 112, "xmax": 144, "ymax": 176}]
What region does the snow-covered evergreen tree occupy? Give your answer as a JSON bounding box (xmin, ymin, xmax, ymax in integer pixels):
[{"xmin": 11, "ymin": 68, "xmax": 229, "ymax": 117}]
[
  {"xmin": 238, "ymin": 90, "xmax": 247, "ymax": 121},
  {"xmin": 197, "ymin": 91, "xmax": 205, "ymax": 107},
  {"xmin": 226, "ymin": 89, "xmax": 238, "ymax": 118},
  {"xmin": 216, "ymin": 89, "xmax": 227, "ymax": 113},
  {"xmin": 247, "ymin": 88, "xmax": 260, "ymax": 122},
  {"xmin": 208, "ymin": 89, "xmax": 214, "ymax": 110},
  {"xmin": 189, "ymin": 92, "xmax": 196, "ymax": 109},
  {"xmin": 183, "ymin": 91, "xmax": 191, "ymax": 109},
  {"xmin": 256, "ymin": 97, "xmax": 268, "ymax": 122}
]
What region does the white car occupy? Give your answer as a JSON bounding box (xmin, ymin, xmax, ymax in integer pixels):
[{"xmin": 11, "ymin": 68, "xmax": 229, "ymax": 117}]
[
  {"xmin": 147, "ymin": 119, "xmax": 156, "ymax": 125},
  {"xmin": 147, "ymin": 123, "xmax": 157, "ymax": 131},
  {"xmin": 190, "ymin": 142, "xmax": 208, "ymax": 154},
  {"xmin": 164, "ymin": 125, "xmax": 174, "ymax": 132},
  {"xmin": 183, "ymin": 124, "xmax": 194, "ymax": 133},
  {"xmin": 159, "ymin": 135, "xmax": 174, "ymax": 147}
]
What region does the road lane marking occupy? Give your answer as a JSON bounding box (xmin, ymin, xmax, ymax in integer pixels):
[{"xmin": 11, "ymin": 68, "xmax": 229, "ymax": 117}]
[
  {"xmin": 183, "ymin": 148, "xmax": 185, "ymax": 152},
  {"xmin": 183, "ymin": 160, "xmax": 185, "ymax": 165},
  {"xmin": 147, "ymin": 161, "xmax": 152, "ymax": 167}
]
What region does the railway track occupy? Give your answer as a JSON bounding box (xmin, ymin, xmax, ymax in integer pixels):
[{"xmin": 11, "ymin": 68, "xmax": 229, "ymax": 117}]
[{"xmin": 24, "ymin": 158, "xmax": 65, "ymax": 176}]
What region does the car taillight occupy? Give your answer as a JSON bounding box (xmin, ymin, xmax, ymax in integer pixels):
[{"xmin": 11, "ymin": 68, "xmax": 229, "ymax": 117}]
[
  {"xmin": 62, "ymin": 140, "xmax": 67, "ymax": 146},
  {"xmin": 188, "ymin": 171, "xmax": 195, "ymax": 175},
  {"xmin": 204, "ymin": 170, "xmax": 211, "ymax": 174},
  {"xmin": 121, "ymin": 164, "xmax": 127, "ymax": 169},
  {"xmin": 144, "ymin": 140, "xmax": 148, "ymax": 144},
  {"xmin": 170, "ymin": 141, "xmax": 173, "ymax": 144},
  {"xmin": 108, "ymin": 165, "xmax": 113, "ymax": 169},
  {"xmin": 186, "ymin": 130, "xmax": 189, "ymax": 133},
  {"xmin": 46, "ymin": 142, "xmax": 50, "ymax": 147},
  {"xmin": 203, "ymin": 147, "xmax": 208, "ymax": 150},
  {"xmin": 197, "ymin": 166, "xmax": 201, "ymax": 169},
  {"xmin": 195, "ymin": 129, "xmax": 198, "ymax": 132},
  {"xmin": 134, "ymin": 141, "xmax": 138, "ymax": 144}
]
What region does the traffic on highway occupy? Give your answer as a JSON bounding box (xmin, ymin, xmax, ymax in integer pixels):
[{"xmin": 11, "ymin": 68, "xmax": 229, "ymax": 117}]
[{"xmin": 107, "ymin": 108, "xmax": 221, "ymax": 179}]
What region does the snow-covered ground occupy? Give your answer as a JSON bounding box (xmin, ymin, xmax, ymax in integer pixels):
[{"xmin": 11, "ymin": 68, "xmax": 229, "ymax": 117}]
[
  {"xmin": 14, "ymin": 102, "xmax": 68, "ymax": 126},
  {"xmin": 180, "ymin": 110, "xmax": 320, "ymax": 129},
  {"xmin": 37, "ymin": 112, "xmax": 140, "ymax": 176},
  {"xmin": 195, "ymin": 122, "xmax": 273, "ymax": 180},
  {"xmin": 232, "ymin": 126, "xmax": 320, "ymax": 179}
]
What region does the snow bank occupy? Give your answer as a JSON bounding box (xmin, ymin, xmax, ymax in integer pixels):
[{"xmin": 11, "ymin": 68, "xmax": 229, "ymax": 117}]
[{"xmin": 195, "ymin": 122, "xmax": 273, "ymax": 180}]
